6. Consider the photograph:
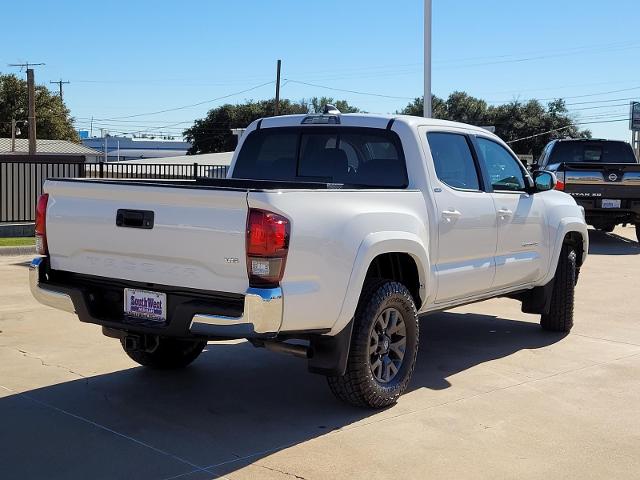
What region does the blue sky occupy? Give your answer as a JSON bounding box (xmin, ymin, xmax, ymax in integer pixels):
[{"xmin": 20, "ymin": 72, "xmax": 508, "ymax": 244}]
[{"xmin": 1, "ymin": 0, "xmax": 638, "ymax": 144}]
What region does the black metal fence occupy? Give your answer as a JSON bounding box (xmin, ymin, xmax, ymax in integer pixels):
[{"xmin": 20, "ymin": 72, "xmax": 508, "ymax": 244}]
[{"xmin": 0, "ymin": 160, "xmax": 229, "ymax": 223}]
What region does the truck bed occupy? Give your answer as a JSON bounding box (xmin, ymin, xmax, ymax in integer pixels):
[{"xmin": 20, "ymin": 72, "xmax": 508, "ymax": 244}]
[
  {"xmin": 53, "ymin": 176, "xmax": 385, "ymax": 191},
  {"xmin": 43, "ymin": 176, "xmax": 404, "ymax": 297}
]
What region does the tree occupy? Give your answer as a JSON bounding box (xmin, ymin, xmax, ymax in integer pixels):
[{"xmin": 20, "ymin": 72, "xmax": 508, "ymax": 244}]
[
  {"xmin": 304, "ymin": 97, "xmax": 360, "ymax": 114},
  {"xmin": 184, "ymin": 97, "xmax": 360, "ymax": 154},
  {"xmin": 0, "ymin": 73, "xmax": 78, "ymax": 142},
  {"xmin": 399, "ymin": 92, "xmax": 590, "ymax": 157},
  {"xmin": 399, "ymin": 95, "xmax": 446, "ymax": 118}
]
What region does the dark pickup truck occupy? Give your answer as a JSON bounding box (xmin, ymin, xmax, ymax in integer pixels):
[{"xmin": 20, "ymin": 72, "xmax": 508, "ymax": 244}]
[{"xmin": 534, "ymin": 139, "xmax": 640, "ymax": 240}]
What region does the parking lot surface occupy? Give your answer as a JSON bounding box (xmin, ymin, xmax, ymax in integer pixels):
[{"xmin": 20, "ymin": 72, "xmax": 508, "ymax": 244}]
[{"xmin": 1, "ymin": 228, "xmax": 639, "ymax": 479}]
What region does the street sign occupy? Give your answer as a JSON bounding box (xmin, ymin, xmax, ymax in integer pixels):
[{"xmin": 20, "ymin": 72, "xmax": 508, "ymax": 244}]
[{"xmin": 631, "ymin": 101, "xmax": 640, "ymax": 131}]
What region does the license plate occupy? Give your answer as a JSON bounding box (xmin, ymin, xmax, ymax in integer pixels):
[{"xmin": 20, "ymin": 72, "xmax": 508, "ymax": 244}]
[
  {"xmin": 124, "ymin": 288, "xmax": 167, "ymax": 322},
  {"xmin": 602, "ymin": 199, "xmax": 621, "ymax": 209}
]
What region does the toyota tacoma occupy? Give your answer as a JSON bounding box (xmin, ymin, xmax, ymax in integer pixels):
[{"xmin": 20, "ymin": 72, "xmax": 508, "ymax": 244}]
[{"xmin": 30, "ymin": 111, "xmax": 588, "ymax": 408}]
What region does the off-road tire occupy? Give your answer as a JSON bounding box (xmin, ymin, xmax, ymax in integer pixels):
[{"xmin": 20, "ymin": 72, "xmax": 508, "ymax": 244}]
[
  {"xmin": 122, "ymin": 337, "xmax": 206, "ymax": 369},
  {"xmin": 541, "ymin": 244, "xmax": 576, "ymax": 332},
  {"xmin": 327, "ymin": 279, "xmax": 419, "ymax": 408}
]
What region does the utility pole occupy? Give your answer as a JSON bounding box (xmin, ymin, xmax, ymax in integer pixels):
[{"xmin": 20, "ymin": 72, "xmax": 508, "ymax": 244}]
[
  {"xmin": 11, "ymin": 119, "xmax": 16, "ymax": 152},
  {"xmin": 50, "ymin": 79, "xmax": 70, "ymax": 102},
  {"xmin": 27, "ymin": 69, "xmax": 37, "ymax": 156},
  {"xmin": 8, "ymin": 62, "xmax": 45, "ymax": 156},
  {"xmin": 274, "ymin": 59, "xmax": 282, "ymax": 116},
  {"xmin": 101, "ymin": 129, "xmax": 108, "ymax": 162},
  {"xmin": 423, "ymin": 0, "xmax": 432, "ymax": 118}
]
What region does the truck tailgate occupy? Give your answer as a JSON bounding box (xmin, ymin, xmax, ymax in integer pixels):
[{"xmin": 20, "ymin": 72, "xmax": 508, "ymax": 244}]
[
  {"xmin": 561, "ymin": 163, "xmax": 640, "ymax": 208},
  {"xmin": 45, "ymin": 180, "xmax": 249, "ymax": 293}
]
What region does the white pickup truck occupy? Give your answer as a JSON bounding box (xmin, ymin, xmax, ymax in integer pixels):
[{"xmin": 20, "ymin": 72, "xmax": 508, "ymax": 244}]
[{"xmin": 30, "ymin": 111, "xmax": 588, "ymax": 407}]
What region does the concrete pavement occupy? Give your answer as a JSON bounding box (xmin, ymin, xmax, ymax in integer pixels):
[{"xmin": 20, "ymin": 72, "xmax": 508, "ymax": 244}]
[{"xmin": 0, "ymin": 228, "xmax": 639, "ymax": 479}]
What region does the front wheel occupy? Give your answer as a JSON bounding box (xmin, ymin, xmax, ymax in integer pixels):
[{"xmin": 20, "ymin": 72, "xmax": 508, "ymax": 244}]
[
  {"xmin": 541, "ymin": 244, "xmax": 576, "ymax": 332},
  {"xmin": 121, "ymin": 336, "xmax": 206, "ymax": 369},
  {"xmin": 327, "ymin": 279, "xmax": 419, "ymax": 408}
]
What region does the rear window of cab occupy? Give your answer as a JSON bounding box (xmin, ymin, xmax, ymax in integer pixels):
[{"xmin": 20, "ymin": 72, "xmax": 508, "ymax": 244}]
[
  {"xmin": 232, "ymin": 127, "xmax": 408, "ymax": 188},
  {"xmin": 548, "ymin": 141, "xmax": 637, "ymax": 164}
]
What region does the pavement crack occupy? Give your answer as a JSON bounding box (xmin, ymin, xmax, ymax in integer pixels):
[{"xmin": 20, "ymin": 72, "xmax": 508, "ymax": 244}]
[
  {"xmin": 14, "ymin": 347, "xmax": 89, "ymax": 382},
  {"xmin": 255, "ymin": 463, "xmax": 307, "ymax": 480},
  {"xmin": 572, "ymin": 333, "xmax": 640, "ymax": 347}
]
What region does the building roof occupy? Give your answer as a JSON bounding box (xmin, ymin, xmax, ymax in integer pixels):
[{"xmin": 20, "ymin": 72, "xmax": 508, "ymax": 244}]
[{"xmin": 0, "ymin": 138, "xmax": 102, "ymax": 156}]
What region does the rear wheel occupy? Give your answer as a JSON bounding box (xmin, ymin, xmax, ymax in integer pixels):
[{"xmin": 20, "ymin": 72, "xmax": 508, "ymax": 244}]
[
  {"xmin": 121, "ymin": 336, "xmax": 206, "ymax": 369},
  {"xmin": 327, "ymin": 279, "xmax": 419, "ymax": 408},
  {"xmin": 541, "ymin": 244, "xmax": 576, "ymax": 332}
]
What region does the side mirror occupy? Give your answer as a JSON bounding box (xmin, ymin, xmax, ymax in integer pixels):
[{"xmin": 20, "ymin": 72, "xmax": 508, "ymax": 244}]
[{"xmin": 533, "ymin": 170, "xmax": 556, "ymax": 192}]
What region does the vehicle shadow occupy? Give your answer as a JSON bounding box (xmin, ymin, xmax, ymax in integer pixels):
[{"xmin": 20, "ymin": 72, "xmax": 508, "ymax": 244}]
[
  {"xmin": 587, "ymin": 229, "xmax": 640, "ymax": 255},
  {"xmin": 0, "ymin": 311, "xmax": 563, "ymax": 480},
  {"xmin": 9, "ymin": 259, "xmax": 32, "ymax": 267}
]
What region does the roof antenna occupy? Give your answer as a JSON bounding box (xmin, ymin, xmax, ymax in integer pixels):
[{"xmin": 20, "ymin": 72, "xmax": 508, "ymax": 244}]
[{"xmin": 322, "ymin": 104, "xmax": 341, "ymax": 115}]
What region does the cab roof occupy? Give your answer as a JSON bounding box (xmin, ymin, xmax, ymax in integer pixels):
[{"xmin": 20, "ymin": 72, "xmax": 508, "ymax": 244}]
[{"xmin": 254, "ymin": 113, "xmax": 498, "ymax": 137}]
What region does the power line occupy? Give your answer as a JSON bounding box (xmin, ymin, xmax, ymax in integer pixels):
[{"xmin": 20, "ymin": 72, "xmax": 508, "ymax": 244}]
[
  {"xmin": 433, "ymin": 40, "xmax": 640, "ymax": 66},
  {"xmin": 507, "ymin": 117, "xmax": 631, "ymax": 144},
  {"xmin": 436, "ymin": 42, "xmax": 640, "ymax": 70},
  {"xmin": 103, "ymin": 81, "xmax": 275, "ymax": 120},
  {"xmin": 566, "ymin": 96, "xmax": 638, "ymax": 106},
  {"xmin": 488, "ymin": 86, "xmax": 640, "ymax": 105},
  {"xmin": 284, "ymin": 79, "xmax": 413, "ymax": 100},
  {"xmin": 568, "ymin": 102, "xmax": 631, "ymax": 112}
]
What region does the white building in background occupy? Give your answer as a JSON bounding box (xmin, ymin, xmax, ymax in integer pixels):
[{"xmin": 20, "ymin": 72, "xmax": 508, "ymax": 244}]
[
  {"xmin": 82, "ymin": 136, "xmax": 192, "ymax": 162},
  {"xmin": 118, "ymin": 151, "xmax": 234, "ymax": 166}
]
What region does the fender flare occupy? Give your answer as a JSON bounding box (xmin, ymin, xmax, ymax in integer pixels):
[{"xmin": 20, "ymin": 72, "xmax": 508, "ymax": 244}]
[
  {"xmin": 329, "ymin": 231, "xmax": 430, "ymax": 335},
  {"xmin": 540, "ymin": 217, "xmax": 588, "ymax": 285}
]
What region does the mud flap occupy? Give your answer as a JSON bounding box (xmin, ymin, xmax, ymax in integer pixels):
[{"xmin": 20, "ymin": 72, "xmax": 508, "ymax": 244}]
[
  {"xmin": 308, "ymin": 319, "xmax": 354, "ymax": 376},
  {"xmin": 521, "ymin": 280, "xmax": 554, "ymax": 315}
]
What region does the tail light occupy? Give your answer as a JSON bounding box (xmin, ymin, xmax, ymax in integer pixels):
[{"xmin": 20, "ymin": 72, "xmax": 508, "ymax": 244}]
[
  {"xmin": 35, "ymin": 193, "xmax": 49, "ymax": 255},
  {"xmin": 246, "ymin": 209, "xmax": 290, "ymax": 287},
  {"xmin": 555, "ymin": 171, "xmax": 565, "ymax": 191}
]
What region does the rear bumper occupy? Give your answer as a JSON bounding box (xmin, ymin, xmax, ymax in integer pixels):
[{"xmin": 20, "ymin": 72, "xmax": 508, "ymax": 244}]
[
  {"xmin": 29, "ymin": 257, "xmax": 76, "ymax": 313},
  {"xmin": 570, "ymin": 195, "xmax": 640, "ymax": 225},
  {"xmin": 29, "ymin": 257, "xmax": 283, "ymax": 339}
]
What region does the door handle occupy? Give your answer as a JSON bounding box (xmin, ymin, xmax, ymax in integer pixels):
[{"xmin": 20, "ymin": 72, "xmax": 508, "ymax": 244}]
[
  {"xmin": 116, "ymin": 209, "xmax": 155, "ymax": 229},
  {"xmin": 497, "ymin": 208, "xmax": 513, "ymax": 219},
  {"xmin": 442, "ymin": 209, "xmax": 462, "ymax": 222}
]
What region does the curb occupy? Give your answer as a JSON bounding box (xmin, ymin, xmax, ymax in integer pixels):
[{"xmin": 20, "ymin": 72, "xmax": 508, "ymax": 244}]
[{"xmin": 0, "ymin": 246, "xmax": 36, "ymax": 257}]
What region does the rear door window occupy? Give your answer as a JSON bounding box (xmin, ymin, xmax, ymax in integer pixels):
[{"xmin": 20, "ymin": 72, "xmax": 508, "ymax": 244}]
[
  {"xmin": 233, "ymin": 128, "xmax": 407, "ymax": 187},
  {"xmin": 427, "ymin": 132, "xmax": 480, "ymax": 190},
  {"xmin": 476, "ymin": 137, "xmax": 527, "ymax": 192}
]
